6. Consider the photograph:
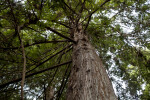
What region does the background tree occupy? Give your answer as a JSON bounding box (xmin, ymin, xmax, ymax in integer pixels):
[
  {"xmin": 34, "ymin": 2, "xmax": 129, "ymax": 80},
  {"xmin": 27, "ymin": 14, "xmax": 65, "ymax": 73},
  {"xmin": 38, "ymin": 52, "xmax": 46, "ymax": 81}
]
[{"xmin": 0, "ymin": 0, "xmax": 150, "ymax": 99}]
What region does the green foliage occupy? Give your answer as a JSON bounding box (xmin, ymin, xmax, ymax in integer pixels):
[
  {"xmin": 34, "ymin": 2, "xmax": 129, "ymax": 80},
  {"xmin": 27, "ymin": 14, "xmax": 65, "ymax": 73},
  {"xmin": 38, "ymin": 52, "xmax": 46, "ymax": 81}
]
[{"xmin": 0, "ymin": 0, "xmax": 150, "ymax": 99}]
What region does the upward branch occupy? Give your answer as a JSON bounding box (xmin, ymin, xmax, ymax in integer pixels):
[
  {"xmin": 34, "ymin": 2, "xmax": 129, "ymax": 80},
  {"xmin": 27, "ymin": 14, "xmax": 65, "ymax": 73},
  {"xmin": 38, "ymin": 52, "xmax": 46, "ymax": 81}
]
[
  {"xmin": 83, "ymin": 0, "xmax": 111, "ymax": 32},
  {"xmin": 62, "ymin": 0, "xmax": 78, "ymax": 15}
]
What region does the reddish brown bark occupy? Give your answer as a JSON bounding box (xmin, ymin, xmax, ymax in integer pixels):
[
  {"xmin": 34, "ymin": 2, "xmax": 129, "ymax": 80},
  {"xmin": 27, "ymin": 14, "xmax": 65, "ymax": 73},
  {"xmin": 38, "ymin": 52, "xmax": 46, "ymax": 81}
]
[{"xmin": 67, "ymin": 25, "xmax": 117, "ymax": 100}]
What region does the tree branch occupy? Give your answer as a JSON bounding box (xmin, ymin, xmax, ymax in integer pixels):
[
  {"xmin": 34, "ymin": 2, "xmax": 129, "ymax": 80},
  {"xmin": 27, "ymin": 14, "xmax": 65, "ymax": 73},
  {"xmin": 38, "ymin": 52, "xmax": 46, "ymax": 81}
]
[
  {"xmin": 83, "ymin": 0, "xmax": 111, "ymax": 31},
  {"xmin": 26, "ymin": 44, "xmax": 72, "ymax": 73},
  {"xmin": 76, "ymin": 0, "xmax": 86, "ymax": 23},
  {"xmin": 17, "ymin": 26, "xmax": 26, "ymax": 100},
  {"xmin": 0, "ymin": 60, "xmax": 72, "ymax": 90},
  {"xmin": 61, "ymin": 0, "xmax": 78, "ymax": 15},
  {"xmin": 52, "ymin": 21, "xmax": 72, "ymax": 29},
  {"xmin": 56, "ymin": 63, "xmax": 71, "ymax": 99},
  {"xmin": 0, "ymin": 40, "xmax": 69, "ymax": 50},
  {"xmin": 7, "ymin": 0, "xmax": 17, "ymax": 26},
  {"xmin": 7, "ymin": 1, "xmax": 27, "ymax": 97},
  {"xmin": 45, "ymin": 27, "xmax": 76, "ymax": 43}
]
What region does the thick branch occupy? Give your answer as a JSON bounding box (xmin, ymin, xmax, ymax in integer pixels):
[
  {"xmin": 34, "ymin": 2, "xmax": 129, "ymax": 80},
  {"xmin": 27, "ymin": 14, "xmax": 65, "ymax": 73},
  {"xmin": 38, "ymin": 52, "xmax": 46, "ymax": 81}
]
[
  {"xmin": 45, "ymin": 27, "xmax": 76, "ymax": 43},
  {"xmin": 84, "ymin": 14, "xmax": 92, "ymax": 32},
  {"xmin": 0, "ymin": 60, "xmax": 72, "ymax": 90},
  {"xmin": 52, "ymin": 21, "xmax": 72, "ymax": 29}
]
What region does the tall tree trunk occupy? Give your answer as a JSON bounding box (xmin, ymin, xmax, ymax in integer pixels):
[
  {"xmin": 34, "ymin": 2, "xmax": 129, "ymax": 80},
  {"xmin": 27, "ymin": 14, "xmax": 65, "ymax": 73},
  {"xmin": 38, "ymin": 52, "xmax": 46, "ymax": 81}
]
[{"xmin": 67, "ymin": 25, "xmax": 117, "ymax": 100}]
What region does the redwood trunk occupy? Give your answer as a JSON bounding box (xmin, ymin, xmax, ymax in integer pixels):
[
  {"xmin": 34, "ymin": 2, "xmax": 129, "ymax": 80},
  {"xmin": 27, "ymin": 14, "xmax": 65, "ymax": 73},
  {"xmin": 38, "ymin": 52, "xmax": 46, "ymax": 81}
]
[{"xmin": 67, "ymin": 26, "xmax": 117, "ymax": 100}]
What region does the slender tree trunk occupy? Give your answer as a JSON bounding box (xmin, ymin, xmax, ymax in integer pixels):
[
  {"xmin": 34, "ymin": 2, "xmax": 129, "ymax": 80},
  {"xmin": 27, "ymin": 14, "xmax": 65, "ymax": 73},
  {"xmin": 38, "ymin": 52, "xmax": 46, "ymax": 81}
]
[
  {"xmin": 46, "ymin": 86, "xmax": 54, "ymax": 100},
  {"xmin": 17, "ymin": 26, "xmax": 27, "ymax": 100},
  {"xmin": 67, "ymin": 25, "xmax": 117, "ymax": 100}
]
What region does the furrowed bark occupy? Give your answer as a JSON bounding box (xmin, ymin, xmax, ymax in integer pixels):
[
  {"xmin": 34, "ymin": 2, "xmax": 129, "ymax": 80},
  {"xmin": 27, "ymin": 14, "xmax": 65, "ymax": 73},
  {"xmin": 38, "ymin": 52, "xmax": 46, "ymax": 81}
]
[{"xmin": 67, "ymin": 25, "xmax": 117, "ymax": 100}]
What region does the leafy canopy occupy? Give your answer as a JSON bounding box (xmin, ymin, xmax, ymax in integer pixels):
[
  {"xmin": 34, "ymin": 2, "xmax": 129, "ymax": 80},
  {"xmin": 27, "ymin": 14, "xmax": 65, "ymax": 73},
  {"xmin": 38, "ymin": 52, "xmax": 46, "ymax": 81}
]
[{"xmin": 0, "ymin": 0, "xmax": 150, "ymax": 99}]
